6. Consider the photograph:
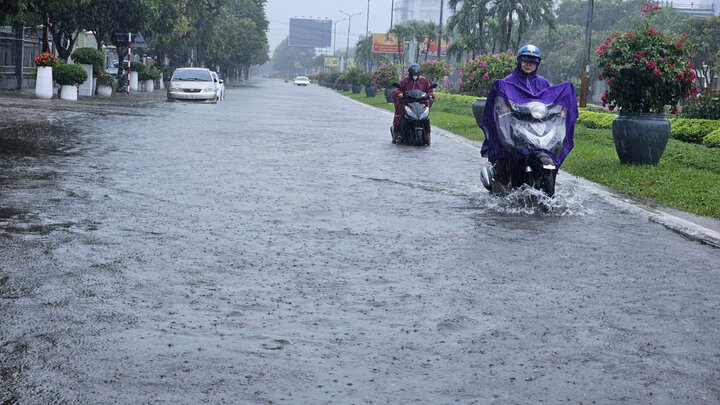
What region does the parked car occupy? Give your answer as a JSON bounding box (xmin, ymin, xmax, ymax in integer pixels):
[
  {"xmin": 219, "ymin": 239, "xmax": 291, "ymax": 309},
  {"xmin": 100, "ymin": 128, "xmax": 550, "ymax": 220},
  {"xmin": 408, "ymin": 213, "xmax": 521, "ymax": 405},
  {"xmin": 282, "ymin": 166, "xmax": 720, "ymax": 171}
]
[
  {"xmin": 167, "ymin": 68, "xmax": 218, "ymax": 103},
  {"xmin": 105, "ymin": 60, "xmax": 119, "ymax": 75},
  {"xmin": 211, "ymin": 71, "xmax": 225, "ymax": 101},
  {"xmin": 294, "ymin": 76, "xmax": 311, "ymax": 86}
]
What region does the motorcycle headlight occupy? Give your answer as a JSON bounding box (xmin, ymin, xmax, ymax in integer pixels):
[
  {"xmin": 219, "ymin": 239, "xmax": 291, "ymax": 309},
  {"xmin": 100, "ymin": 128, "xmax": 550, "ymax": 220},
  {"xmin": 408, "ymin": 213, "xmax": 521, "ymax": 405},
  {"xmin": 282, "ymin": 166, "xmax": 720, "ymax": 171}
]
[
  {"xmin": 419, "ymin": 109, "xmax": 430, "ymax": 120},
  {"xmin": 404, "ymin": 105, "xmax": 417, "ymax": 119}
]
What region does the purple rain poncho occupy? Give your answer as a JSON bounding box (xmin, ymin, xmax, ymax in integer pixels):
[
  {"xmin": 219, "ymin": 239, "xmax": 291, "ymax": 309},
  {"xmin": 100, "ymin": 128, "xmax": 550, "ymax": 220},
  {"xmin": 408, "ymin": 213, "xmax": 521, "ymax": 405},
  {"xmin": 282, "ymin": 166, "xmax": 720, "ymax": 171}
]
[{"xmin": 480, "ymin": 67, "xmax": 578, "ymax": 167}]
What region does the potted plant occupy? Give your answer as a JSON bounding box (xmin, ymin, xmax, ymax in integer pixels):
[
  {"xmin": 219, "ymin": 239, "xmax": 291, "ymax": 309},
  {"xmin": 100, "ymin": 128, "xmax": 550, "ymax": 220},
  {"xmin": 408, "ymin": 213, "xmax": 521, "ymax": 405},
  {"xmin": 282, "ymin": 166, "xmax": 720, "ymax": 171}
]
[
  {"xmin": 326, "ymin": 72, "xmax": 340, "ymax": 89},
  {"xmin": 597, "ymin": 5, "xmax": 697, "ymax": 164},
  {"xmin": 71, "ymin": 47, "xmax": 104, "ymax": 96},
  {"xmin": 54, "ymin": 61, "xmax": 88, "ymax": 101},
  {"xmin": 336, "ymin": 75, "xmax": 349, "ymax": 91},
  {"xmin": 346, "ymin": 66, "xmax": 366, "ymax": 94},
  {"xmin": 34, "ymin": 52, "xmax": 57, "ymax": 99},
  {"xmin": 372, "ymin": 64, "xmax": 400, "ymax": 103},
  {"xmin": 457, "ymin": 52, "xmax": 516, "ymax": 126},
  {"xmin": 361, "ymin": 70, "xmax": 376, "ymax": 97},
  {"xmin": 96, "ymin": 72, "xmax": 117, "ymax": 97},
  {"xmin": 129, "ymin": 61, "xmax": 146, "ymax": 92},
  {"xmin": 420, "ymin": 59, "xmax": 450, "ymax": 84},
  {"xmin": 139, "ymin": 66, "xmax": 161, "ymax": 92}
]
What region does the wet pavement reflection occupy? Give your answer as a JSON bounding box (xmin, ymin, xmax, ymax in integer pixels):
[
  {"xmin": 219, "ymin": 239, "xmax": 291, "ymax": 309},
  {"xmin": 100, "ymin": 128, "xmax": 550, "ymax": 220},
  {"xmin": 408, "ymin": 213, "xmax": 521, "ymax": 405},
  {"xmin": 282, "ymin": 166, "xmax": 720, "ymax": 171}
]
[{"xmin": 1, "ymin": 81, "xmax": 719, "ymax": 403}]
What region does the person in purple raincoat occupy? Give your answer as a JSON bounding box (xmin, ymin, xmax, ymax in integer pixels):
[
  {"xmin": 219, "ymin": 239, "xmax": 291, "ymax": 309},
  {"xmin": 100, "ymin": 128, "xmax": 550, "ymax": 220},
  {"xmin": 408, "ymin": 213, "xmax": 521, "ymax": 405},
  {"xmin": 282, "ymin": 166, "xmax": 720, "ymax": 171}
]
[{"xmin": 480, "ymin": 45, "xmax": 578, "ymax": 189}]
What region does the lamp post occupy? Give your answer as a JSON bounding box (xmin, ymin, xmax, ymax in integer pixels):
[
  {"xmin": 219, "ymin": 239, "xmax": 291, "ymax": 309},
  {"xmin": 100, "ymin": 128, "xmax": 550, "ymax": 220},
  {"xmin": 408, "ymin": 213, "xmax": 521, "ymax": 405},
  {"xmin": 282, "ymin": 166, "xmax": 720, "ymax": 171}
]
[
  {"xmin": 340, "ymin": 10, "xmax": 362, "ymax": 71},
  {"xmin": 366, "ymin": 0, "xmax": 370, "ymax": 37},
  {"xmin": 333, "ymin": 18, "xmax": 346, "ymax": 57},
  {"xmin": 437, "ymin": 0, "xmax": 445, "ymax": 59}
]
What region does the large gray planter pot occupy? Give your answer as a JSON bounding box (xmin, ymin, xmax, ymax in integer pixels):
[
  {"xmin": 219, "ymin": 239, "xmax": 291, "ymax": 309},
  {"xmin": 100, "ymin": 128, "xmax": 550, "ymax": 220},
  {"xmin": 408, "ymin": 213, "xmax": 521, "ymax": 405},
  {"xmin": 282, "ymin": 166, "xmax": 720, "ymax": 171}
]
[
  {"xmin": 342, "ymin": 84, "xmax": 351, "ymax": 91},
  {"xmin": 365, "ymin": 86, "xmax": 377, "ymax": 97},
  {"xmin": 384, "ymin": 88, "xmax": 394, "ymax": 103},
  {"xmin": 351, "ymin": 84, "xmax": 362, "ymax": 94},
  {"xmin": 612, "ymin": 112, "xmax": 670, "ymax": 165},
  {"xmin": 472, "ymin": 99, "xmax": 487, "ymax": 127}
]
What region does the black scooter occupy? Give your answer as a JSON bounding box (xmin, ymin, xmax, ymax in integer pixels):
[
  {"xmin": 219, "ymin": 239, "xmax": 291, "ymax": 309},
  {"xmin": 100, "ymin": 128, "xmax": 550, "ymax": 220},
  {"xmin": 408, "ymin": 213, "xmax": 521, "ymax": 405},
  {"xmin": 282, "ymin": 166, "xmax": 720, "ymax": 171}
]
[
  {"xmin": 479, "ymin": 101, "xmax": 567, "ymax": 197},
  {"xmin": 393, "ymin": 82, "xmax": 437, "ymax": 146}
]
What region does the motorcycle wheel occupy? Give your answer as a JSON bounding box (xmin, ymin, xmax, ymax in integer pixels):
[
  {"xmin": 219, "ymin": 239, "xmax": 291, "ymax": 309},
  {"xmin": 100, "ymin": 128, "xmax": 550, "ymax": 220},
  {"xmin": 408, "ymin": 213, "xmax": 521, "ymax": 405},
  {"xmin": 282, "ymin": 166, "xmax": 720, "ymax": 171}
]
[{"xmin": 531, "ymin": 169, "xmax": 556, "ymax": 197}]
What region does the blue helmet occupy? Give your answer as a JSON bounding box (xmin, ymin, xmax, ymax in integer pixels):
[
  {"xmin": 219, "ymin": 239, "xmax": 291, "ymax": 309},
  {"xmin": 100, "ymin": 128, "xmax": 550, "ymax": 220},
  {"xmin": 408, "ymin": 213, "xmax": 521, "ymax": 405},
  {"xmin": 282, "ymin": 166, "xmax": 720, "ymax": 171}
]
[{"xmin": 517, "ymin": 45, "xmax": 541, "ymax": 63}]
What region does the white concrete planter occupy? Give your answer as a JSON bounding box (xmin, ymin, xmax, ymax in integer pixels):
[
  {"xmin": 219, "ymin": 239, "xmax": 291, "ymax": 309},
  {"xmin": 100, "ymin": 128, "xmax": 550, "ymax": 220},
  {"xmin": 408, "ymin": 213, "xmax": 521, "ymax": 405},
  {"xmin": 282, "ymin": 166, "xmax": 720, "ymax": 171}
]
[
  {"xmin": 129, "ymin": 71, "xmax": 139, "ymax": 92},
  {"xmin": 97, "ymin": 85, "xmax": 113, "ymax": 97},
  {"xmin": 143, "ymin": 79, "xmax": 154, "ymax": 92},
  {"xmin": 159, "ymin": 79, "xmax": 165, "ymax": 90},
  {"xmin": 78, "ymin": 64, "xmax": 93, "ymax": 96},
  {"xmin": 35, "ymin": 66, "xmax": 53, "ymax": 99},
  {"xmin": 60, "ymin": 85, "xmax": 78, "ymax": 101}
]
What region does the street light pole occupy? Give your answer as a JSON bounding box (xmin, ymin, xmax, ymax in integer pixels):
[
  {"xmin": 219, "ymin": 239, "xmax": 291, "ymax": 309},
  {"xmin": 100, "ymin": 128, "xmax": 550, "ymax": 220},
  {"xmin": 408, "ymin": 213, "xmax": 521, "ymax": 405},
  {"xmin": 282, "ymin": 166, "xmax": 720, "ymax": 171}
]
[
  {"xmin": 366, "ymin": 0, "xmax": 370, "ymax": 37},
  {"xmin": 390, "ymin": 0, "xmax": 395, "ymax": 30},
  {"xmin": 437, "ymin": 0, "xmax": 444, "ymax": 59},
  {"xmin": 340, "ymin": 11, "xmax": 362, "ymax": 71},
  {"xmin": 333, "ymin": 18, "xmax": 346, "ymax": 57}
]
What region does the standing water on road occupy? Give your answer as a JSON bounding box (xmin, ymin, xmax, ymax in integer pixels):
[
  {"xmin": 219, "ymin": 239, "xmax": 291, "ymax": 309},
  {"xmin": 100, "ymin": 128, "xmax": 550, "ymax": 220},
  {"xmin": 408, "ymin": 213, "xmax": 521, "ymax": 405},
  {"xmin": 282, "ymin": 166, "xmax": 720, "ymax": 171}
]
[{"xmin": 0, "ymin": 80, "xmax": 718, "ymax": 404}]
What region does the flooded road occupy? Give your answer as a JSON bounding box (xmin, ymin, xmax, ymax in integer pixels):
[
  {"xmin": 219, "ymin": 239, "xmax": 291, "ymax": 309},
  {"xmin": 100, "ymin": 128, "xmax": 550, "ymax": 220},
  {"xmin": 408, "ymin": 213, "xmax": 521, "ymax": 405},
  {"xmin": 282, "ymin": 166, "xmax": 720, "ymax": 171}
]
[{"xmin": 1, "ymin": 80, "xmax": 719, "ymax": 403}]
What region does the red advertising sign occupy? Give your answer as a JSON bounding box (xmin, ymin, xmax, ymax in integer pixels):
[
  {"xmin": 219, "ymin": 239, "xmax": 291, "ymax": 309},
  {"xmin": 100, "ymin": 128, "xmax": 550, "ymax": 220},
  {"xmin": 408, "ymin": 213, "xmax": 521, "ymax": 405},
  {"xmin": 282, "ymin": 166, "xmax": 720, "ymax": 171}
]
[
  {"xmin": 373, "ymin": 34, "xmax": 405, "ymax": 53},
  {"xmin": 420, "ymin": 36, "xmax": 453, "ymax": 55}
]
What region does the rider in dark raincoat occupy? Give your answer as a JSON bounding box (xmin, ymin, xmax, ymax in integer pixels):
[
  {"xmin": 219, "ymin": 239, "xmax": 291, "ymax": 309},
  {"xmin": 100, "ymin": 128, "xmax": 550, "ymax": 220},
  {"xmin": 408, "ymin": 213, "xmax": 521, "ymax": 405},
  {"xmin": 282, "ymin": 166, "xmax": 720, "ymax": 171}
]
[{"xmin": 392, "ymin": 64, "xmax": 435, "ymax": 145}]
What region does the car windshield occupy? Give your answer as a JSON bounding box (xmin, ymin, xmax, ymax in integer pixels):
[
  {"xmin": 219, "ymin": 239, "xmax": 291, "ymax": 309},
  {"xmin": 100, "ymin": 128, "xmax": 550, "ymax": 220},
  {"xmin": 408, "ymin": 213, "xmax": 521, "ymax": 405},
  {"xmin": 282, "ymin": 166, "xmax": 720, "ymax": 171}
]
[
  {"xmin": 172, "ymin": 69, "xmax": 212, "ymax": 82},
  {"xmin": 296, "ymin": 77, "xmax": 308, "ymax": 81}
]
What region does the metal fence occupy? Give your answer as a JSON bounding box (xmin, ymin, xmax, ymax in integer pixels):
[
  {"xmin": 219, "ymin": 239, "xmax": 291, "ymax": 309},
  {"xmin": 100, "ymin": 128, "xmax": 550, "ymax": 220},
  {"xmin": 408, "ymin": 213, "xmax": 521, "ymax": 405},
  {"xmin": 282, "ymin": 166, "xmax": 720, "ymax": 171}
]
[{"xmin": 0, "ymin": 26, "xmax": 42, "ymax": 90}]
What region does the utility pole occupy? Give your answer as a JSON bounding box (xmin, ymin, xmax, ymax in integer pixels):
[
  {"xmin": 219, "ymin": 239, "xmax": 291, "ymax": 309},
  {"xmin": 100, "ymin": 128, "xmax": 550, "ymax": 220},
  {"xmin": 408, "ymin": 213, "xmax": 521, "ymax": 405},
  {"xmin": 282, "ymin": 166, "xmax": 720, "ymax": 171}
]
[
  {"xmin": 366, "ymin": 0, "xmax": 370, "ymax": 37},
  {"xmin": 340, "ymin": 11, "xmax": 362, "ymax": 71},
  {"xmin": 437, "ymin": 0, "xmax": 444, "ymax": 59},
  {"xmin": 580, "ymin": 0, "xmax": 594, "ymax": 107},
  {"xmin": 390, "ymin": 0, "xmax": 395, "ymax": 30},
  {"xmin": 333, "ymin": 18, "xmax": 346, "ymax": 57}
]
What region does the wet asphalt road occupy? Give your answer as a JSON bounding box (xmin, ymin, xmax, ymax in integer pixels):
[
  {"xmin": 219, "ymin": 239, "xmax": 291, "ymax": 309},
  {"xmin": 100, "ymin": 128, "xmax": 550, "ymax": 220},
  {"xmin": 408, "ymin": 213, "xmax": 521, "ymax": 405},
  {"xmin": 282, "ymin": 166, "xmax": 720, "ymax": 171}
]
[{"xmin": 1, "ymin": 80, "xmax": 719, "ymax": 404}]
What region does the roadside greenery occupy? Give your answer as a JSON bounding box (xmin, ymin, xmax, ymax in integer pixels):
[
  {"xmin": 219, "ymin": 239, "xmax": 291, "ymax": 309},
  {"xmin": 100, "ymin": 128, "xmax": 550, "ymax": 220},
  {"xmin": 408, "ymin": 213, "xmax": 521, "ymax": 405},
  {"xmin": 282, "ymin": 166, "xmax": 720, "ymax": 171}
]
[
  {"xmin": 333, "ymin": 88, "xmax": 720, "ymax": 218},
  {"xmin": 53, "ymin": 62, "xmax": 88, "ymax": 85},
  {"xmin": 71, "ymin": 47, "xmax": 104, "ymax": 77}
]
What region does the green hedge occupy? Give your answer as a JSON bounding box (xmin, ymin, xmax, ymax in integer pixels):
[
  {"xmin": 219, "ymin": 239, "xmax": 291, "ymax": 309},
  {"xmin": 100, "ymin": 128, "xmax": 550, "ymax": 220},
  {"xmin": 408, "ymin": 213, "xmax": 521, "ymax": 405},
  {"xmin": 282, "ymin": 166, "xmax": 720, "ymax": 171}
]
[
  {"xmin": 577, "ymin": 110, "xmax": 616, "ymax": 129},
  {"xmin": 576, "ymin": 110, "xmax": 720, "ymax": 145},
  {"xmin": 669, "ymin": 118, "xmax": 720, "ymax": 144},
  {"xmin": 704, "ymin": 129, "xmax": 720, "ymax": 148}
]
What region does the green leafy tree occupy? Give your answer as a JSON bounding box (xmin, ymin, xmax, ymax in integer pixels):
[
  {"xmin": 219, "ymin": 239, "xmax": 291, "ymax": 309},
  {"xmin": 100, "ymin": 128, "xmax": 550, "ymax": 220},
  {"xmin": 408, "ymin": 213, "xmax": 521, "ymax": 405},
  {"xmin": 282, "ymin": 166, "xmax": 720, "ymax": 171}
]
[{"xmin": 680, "ymin": 16, "xmax": 720, "ymax": 89}]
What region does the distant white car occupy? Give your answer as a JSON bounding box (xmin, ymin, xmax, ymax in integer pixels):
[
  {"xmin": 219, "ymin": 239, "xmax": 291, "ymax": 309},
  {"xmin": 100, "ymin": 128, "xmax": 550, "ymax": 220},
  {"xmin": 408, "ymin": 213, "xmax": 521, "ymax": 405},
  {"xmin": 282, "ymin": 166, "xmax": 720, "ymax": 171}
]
[{"xmin": 294, "ymin": 76, "xmax": 310, "ymax": 86}]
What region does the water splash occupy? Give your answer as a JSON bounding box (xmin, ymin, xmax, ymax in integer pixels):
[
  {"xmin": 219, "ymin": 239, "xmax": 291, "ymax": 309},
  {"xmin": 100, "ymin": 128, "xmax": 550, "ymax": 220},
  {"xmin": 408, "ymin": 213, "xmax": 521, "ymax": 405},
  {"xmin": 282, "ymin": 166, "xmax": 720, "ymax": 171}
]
[{"xmin": 477, "ymin": 183, "xmax": 592, "ymax": 217}]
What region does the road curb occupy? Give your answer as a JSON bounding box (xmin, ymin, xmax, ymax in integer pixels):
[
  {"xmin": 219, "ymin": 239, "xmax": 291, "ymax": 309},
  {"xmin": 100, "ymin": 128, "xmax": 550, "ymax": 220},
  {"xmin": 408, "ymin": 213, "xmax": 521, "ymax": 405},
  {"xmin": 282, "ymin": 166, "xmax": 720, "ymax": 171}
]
[{"xmin": 338, "ymin": 91, "xmax": 720, "ymax": 249}]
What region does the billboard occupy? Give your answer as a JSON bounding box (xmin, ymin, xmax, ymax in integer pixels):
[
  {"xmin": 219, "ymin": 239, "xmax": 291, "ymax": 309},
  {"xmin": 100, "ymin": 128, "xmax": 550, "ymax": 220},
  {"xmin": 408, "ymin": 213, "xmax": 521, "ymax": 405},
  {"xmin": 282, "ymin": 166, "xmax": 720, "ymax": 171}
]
[
  {"xmin": 324, "ymin": 57, "xmax": 340, "ymax": 68},
  {"xmin": 288, "ymin": 18, "xmax": 332, "ymax": 48},
  {"xmin": 373, "ymin": 34, "xmax": 405, "ymax": 53},
  {"xmin": 420, "ymin": 36, "xmax": 453, "ymax": 55}
]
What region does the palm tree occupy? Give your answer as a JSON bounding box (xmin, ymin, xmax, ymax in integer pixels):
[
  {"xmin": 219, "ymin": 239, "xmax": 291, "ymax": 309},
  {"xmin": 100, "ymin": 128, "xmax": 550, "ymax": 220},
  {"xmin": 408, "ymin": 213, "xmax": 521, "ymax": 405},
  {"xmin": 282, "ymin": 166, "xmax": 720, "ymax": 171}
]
[{"xmin": 389, "ymin": 23, "xmax": 414, "ymax": 69}]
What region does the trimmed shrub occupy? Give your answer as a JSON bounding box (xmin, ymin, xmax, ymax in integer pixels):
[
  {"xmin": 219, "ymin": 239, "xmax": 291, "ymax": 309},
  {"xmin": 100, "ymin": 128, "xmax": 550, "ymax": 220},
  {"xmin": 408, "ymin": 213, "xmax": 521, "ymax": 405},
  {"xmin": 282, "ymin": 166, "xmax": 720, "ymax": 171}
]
[
  {"xmin": 71, "ymin": 47, "xmax": 104, "ymax": 77},
  {"xmin": 130, "ymin": 61, "xmax": 147, "ymax": 76},
  {"xmin": 703, "ymin": 129, "xmax": 720, "ymax": 148},
  {"xmin": 97, "ymin": 73, "xmax": 117, "ymax": 90},
  {"xmin": 577, "ymin": 110, "xmax": 615, "ymax": 129},
  {"xmin": 669, "ymin": 118, "xmax": 720, "ymax": 144},
  {"xmin": 54, "ymin": 62, "xmax": 88, "ymax": 85}
]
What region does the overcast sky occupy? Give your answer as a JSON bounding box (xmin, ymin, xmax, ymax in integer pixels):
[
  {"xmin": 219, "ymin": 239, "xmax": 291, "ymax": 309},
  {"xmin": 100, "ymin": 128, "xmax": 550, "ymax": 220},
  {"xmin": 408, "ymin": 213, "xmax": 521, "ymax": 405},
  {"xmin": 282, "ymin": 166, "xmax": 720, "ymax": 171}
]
[{"xmin": 265, "ymin": 0, "xmax": 395, "ymax": 55}]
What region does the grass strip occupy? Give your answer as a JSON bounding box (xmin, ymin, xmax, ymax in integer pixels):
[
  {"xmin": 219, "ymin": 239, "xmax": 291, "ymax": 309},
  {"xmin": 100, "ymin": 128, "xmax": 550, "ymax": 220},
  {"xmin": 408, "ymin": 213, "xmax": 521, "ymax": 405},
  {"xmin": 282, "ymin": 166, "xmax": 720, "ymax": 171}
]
[{"xmin": 334, "ymin": 88, "xmax": 720, "ymax": 219}]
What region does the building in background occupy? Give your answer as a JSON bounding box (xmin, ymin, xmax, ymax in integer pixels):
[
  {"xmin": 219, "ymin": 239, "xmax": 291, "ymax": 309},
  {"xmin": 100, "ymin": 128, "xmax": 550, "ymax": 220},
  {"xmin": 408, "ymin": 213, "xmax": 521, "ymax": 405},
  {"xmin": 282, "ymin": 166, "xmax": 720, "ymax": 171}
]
[
  {"xmin": 393, "ymin": 0, "xmax": 452, "ymax": 25},
  {"xmin": 666, "ymin": 0, "xmax": 719, "ymax": 16}
]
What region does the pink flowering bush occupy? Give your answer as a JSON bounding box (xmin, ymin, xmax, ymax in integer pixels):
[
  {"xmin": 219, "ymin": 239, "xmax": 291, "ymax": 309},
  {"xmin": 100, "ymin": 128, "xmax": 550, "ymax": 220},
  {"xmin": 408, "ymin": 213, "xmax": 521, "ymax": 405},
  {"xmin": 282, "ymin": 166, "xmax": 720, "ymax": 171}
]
[
  {"xmin": 420, "ymin": 59, "xmax": 450, "ymax": 83},
  {"xmin": 458, "ymin": 51, "xmax": 515, "ymax": 96},
  {"xmin": 372, "ymin": 64, "xmax": 400, "ymax": 89},
  {"xmin": 597, "ymin": 5, "xmax": 697, "ymax": 113}
]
